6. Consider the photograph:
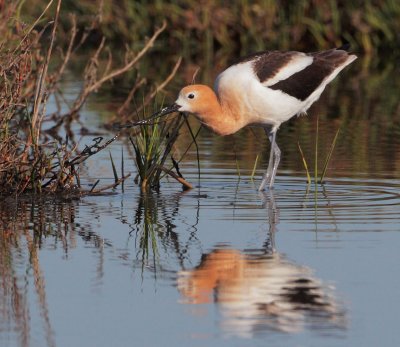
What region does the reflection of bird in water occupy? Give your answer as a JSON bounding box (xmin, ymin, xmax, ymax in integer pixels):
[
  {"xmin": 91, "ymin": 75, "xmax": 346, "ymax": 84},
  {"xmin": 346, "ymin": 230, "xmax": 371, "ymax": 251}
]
[
  {"xmin": 154, "ymin": 47, "xmax": 356, "ymax": 189},
  {"xmin": 177, "ymin": 249, "xmax": 346, "ymax": 337}
]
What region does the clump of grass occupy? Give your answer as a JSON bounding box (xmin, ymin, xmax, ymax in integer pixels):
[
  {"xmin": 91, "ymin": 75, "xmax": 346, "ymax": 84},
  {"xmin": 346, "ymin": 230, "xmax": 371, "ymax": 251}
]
[{"xmin": 129, "ymin": 110, "xmax": 196, "ymax": 191}]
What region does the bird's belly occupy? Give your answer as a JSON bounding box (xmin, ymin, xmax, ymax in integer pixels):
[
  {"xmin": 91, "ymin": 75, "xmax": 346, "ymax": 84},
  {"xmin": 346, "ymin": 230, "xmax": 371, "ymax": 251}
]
[{"xmin": 245, "ymin": 84, "xmax": 304, "ymax": 127}]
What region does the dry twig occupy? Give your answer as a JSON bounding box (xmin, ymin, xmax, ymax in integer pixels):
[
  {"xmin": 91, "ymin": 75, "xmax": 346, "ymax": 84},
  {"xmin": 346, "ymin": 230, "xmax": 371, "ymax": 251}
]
[
  {"xmin": 31, "ymin": 0, "xmax": 62, "ymax": 144},
  {"xmin": 55, "ymin": 20, "xmax": 168, "ymax": 128}
]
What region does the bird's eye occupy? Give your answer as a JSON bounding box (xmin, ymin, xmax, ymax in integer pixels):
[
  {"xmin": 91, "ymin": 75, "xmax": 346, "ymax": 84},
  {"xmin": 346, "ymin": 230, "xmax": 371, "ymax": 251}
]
[{"xmin": 188, "ymin": 93, "xmax": 195, "ymax": 99}]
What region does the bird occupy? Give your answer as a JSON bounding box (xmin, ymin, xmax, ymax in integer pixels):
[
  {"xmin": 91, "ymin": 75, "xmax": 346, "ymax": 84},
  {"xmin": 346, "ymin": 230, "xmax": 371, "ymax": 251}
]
[{"xmin": 150, "ymin": 46, "xmax": 357, "ymax": 190}]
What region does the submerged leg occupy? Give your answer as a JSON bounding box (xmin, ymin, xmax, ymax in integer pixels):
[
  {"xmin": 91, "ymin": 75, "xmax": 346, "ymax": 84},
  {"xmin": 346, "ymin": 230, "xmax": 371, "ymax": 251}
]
[{"xmin": 259, "ymin": 129, "xmax": 280, "ymax": 191}]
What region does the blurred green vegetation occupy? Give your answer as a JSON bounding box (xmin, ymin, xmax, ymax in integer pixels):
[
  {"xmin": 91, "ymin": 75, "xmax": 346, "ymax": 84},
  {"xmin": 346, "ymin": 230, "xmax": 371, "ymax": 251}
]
[{"xmin": 21, "ymin": 0, "xmax": 400, "ymax": 57}]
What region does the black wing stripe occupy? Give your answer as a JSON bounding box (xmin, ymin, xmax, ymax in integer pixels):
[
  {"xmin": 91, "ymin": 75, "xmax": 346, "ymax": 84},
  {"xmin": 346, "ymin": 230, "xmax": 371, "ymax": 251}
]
[
  {"xmin": 236, "ymin": 51, "xmax": 299, "ymax": 84},
  {"xmin": 253, "ymin": 52, "xmax": 298, "ymax": 83},
  {"xmin": 269, "ymin": 50, "xmax": 349, "ymax": 101},
  {"xmin": 268, "ymin": 63, "xmax": 332, "ymax": 101}
]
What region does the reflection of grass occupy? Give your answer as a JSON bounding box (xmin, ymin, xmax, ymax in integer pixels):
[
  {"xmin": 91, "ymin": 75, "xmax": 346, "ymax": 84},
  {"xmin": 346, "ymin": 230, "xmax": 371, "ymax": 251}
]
[
  {"xmin": 136, "ymin": 194, "xmax": 160, "ymax": 267},
  {"xmin": 131, "ymin": 189, "xmax": 199, "ymax": 276},
  {"xmin": 133, "ymin": 192, "xmax": 170, "ymax": 274},
  {"xmin": 0, "ymin": 198, "xmax": 84, "ymax": 347}
]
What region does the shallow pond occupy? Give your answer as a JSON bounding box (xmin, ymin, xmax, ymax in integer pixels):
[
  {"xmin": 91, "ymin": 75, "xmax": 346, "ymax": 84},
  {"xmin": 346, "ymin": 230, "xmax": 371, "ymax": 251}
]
[{"xmin": 1, "ymin": 57, "xmax": 400, "ymax": 347}]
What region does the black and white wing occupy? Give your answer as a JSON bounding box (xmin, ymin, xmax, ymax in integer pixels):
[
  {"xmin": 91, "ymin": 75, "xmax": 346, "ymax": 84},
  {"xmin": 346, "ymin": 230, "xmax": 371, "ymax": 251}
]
[{"xmin": 243, "ymin": 48, "xmax": 357, "ymax": 102}]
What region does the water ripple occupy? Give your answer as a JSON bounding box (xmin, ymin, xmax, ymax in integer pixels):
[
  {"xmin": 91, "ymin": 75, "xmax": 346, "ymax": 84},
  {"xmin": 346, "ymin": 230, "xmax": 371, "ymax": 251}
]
[{"xmin": 163, "ymin": 175, "xmax": 400, "ymax": 235}]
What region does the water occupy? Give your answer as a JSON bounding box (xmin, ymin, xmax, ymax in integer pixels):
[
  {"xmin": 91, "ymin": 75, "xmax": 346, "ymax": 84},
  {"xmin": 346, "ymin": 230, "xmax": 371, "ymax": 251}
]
[{"xmin": 1, "ymin": 60, "xmax": 400, "ymax": 347}]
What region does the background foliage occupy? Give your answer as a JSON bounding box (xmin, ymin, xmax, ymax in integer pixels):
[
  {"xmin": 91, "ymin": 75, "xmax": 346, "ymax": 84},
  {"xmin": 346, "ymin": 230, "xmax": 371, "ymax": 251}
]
[{"xmin": 22, "ymin": 0, "xmax": 400, "ymax": 57}]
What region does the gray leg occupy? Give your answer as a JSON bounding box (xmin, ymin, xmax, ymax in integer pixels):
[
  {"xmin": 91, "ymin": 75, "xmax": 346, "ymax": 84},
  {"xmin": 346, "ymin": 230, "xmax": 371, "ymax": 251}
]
[
  {"xmin": 268, "ymin": 133, "xmax": 281, "ymax": 189},
  {"xmin": 259, "ymin": 129, "xmax": 280, "ymax": 191}
]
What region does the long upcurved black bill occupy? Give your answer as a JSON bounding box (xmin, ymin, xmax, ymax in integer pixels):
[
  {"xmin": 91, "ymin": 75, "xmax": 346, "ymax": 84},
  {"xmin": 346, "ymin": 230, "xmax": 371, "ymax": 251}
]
[{"xmin": 114, "ymin": 103, "xmax": 181, "ymax": 129}]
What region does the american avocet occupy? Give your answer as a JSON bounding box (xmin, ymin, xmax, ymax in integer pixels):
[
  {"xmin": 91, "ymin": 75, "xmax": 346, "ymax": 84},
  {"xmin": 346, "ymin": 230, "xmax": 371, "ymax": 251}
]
[{"xmin": 153, "ymin": 46, "xmax": 357, "ymax": 190}]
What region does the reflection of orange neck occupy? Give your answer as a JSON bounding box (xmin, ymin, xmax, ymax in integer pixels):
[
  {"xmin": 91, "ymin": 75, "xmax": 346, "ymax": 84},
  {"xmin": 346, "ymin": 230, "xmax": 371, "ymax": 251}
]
[
  {"xmin": 178, "ymin": 249, "xmax": 244, "ymax": 304},
  {"xmin": 178, "ymin": 248, "xmax": 346, "ymax": 335}
]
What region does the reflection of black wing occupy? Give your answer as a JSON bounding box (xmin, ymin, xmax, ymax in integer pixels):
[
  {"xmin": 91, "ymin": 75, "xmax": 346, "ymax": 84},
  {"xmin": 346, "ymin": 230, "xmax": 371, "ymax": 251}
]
[{"xmin": 281, "ymin": 278, "xmax": 329, "ymax": 309}]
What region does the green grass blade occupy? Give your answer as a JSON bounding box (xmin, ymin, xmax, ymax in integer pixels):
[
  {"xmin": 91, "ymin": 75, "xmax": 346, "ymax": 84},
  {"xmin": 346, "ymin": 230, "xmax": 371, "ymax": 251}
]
[
  {"xmin": 121, "ymin": 146, "xmax": 125, "ymax": 178},
  {"xmin": 130, "ymin": 136, "xmax": 144, "ymax": 179},
  {"xmin": 90, "ymin": 179, "xmax": 100, "ymax": 193},
  {"xmin": 109, "ymin": 151, "xmax": 119, "ymax": 183},
  {"xmin": 184, "ymin": 116, "xmax": 201, "ymax": 183},
  {"xmin": 320, "ymin": 127, "xmax": 340, "ymax": 183},
  {"xmin": 297, "ymin": 142, "xmax": 311, "ymax": 186},
  {"xmin": 315, "ymin": 115, "xmax": 319, "ymax": 189},
  {"xmin": 250, "ymin": 154, "xmax": 259, "ymax": 180},
  {"xmin": 231, "ymin": 137, "xmax": 241, "ymax": 179}
]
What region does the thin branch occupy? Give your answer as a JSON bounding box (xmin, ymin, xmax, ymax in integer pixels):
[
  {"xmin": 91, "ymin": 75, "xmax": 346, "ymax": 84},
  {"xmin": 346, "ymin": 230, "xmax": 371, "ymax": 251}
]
[
  {"xmin": 67, "ymin": 134, "xmax": 119, "ymax": 167},
  {"xmin": 11, "ymin": 0, "xmax": 55, "ymax": 58},
  {"xmin": 57, "ymin": 21, "xmax": 167, "ymax": 125},
  {"xmin": 47, "ymin": 13, "xmax": 77, "ymax": 93},
  {"xmin": 91, "ymin": 21, "xmax": 166, "ymax": 92},
  {"xmin": 117, "ymin": 77, "xmax": 147, "ymax": 116},
  {"xmin": 31, "ymin": 0, "xmax": 62, "ymax": 144},
  {"xmin": 156, "ymin": 165, "xmax": 193, "ymax": 190},
  {"xmin": 85, "ymin": 173, "xmax": 132, "ymax": 195},
  {"xmin": 135, "ymin": 56, "xmax": 182, "ymax": 114}
]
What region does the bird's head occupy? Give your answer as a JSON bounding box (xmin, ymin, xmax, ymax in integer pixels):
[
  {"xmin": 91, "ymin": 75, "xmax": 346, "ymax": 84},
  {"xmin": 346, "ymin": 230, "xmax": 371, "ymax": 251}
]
[
  {"xmin": 147, "ymin": 85, "xmax": 218, "ymax": 121},
  {"xmin": 174, "ymin": 85, "xmax": 217, "ymax": 116}
]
